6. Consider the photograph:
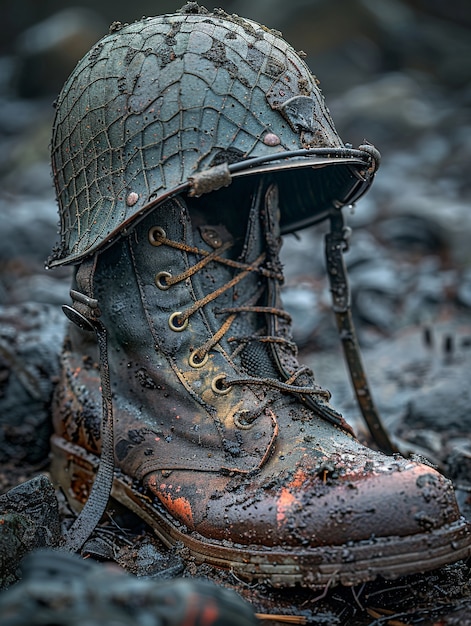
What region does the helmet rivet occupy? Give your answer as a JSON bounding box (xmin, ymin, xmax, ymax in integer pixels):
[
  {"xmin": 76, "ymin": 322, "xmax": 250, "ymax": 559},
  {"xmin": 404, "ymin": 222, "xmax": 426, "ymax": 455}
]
[
  {"xmin": 126, "ymin": 192, "xmax": 139, "ymax": 207},
  {"xmin": 263, "ymin": 133, "xmax": 281, "ymax": 146}
]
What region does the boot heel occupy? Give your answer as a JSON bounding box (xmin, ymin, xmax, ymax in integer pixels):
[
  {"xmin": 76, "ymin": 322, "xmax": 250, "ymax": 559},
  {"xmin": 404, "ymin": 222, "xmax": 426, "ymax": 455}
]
[{"xmin": 50, "ymin": 434, "xmax": 99, "ymax": 514}]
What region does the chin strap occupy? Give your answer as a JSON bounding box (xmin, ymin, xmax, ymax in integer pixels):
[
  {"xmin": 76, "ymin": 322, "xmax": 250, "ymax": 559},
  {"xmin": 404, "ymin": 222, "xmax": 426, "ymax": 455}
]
[
  {"xmin": 325, "ymin": 210, "xmax": 398, "ymax": 454},
  {"xmin": 60, "ymin": 256, "xmax": 116, "ymax": 553}
]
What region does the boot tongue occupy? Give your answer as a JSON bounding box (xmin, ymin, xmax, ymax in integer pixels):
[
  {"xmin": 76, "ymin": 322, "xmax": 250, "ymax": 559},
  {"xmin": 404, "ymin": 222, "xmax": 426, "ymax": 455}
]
[
  {"xmin": 192, "ymin": 183, "xmax": 280, "ymax": 379},
  {"xmin": 190, "ymin": 190, "xmax": 349, "ymax": 430},
  {"xmin": 233, "ymin": 184, "xmax": 281, "ymax": 379}
]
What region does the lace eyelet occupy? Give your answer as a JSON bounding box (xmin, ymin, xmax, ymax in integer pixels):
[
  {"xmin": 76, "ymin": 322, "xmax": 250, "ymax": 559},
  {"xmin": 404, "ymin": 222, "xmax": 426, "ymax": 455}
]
[
  {"xmin": 188, "ymin": 350, "xmax": 209, "ymax": 368},
  {"xmin": 233, "ymin": 410, "xmax": 256, "ymax": 430},
  {"xmin": 211, "ymin": 374, "xmax": 232, "ymax": 395},
  {"xmin": 155, "ymin": 271, "xmax": 172, "ymax": 290},
  {"xmin": 148, "ymin": 226, "xmax": 166, "ymax": 246},
  {"xmin": 168, "ymin": 311, "xmax": 188, "ymax": 332}
]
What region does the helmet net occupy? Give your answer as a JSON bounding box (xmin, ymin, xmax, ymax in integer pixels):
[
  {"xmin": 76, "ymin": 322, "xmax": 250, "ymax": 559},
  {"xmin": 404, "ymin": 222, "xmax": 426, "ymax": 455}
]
[{"xmin": 49, "ymin": 5, "xmax": 378, "ymax": 266}]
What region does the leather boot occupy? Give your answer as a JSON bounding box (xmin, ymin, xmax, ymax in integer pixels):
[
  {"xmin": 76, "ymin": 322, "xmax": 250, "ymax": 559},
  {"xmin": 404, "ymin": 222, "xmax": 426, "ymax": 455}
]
[
  {"xmin": 51, "ymin": 179, "xmax": 471, "ymax": 588},
  {"xmin": 47, "ymin": 5, "xmax": 471, "ymax": 588}
]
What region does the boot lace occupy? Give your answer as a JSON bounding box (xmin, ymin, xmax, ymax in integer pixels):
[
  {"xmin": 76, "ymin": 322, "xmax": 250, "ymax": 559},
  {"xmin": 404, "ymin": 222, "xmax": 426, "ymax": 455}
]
[{"xmin": 150, "ymin": 228, "xmax": 333, "ymax": 415}]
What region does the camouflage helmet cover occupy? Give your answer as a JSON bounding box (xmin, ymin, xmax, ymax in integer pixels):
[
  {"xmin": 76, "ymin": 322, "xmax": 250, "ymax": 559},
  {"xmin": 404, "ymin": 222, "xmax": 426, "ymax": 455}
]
[{"xmin": 48, "ymin": 3, "xmax": 379, "ymax": 267}]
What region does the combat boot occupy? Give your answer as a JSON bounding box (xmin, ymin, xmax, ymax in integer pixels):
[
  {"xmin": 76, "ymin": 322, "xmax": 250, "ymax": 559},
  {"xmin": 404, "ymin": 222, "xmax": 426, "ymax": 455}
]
[{"xmin": 51, "ymin": 179, "xmax": 470, "ymax": 588}]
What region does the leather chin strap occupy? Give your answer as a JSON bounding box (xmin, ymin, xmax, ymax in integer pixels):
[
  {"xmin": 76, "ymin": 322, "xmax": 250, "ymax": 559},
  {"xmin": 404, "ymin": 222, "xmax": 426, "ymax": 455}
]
[
  {"xmin": 60, "ymin": 256, "xmax": 116, "ymax": 553},
  {"xmin": 325, "ymin": 210, "xmax": 398, "ymax": 455}
]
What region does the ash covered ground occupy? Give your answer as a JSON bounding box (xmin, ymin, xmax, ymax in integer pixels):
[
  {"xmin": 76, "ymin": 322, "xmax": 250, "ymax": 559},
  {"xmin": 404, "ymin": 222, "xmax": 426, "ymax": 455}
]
[{"xmin": 1, "ymin": 1, "xmax": 471, "ymax": 624}]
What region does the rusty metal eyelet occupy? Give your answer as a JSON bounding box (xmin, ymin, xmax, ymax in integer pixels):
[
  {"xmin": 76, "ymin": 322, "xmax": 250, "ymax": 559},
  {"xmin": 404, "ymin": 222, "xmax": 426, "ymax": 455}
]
[
  {"xmin": 168, "ymin": 311, "xmax": 188, "ymax": 332},
  {"xmin": 148, "ymin": 226, "xmax": 166, "ymax": 246},
  {"xmin": 188, "ymin": 350, "xmax": 209, "ymax": 368},
  {"xmin": 155, "ymin": 271, "xmax": 172, "ymax": 290},
  {"xmin": 211, "ymin": 374, "xmax": 232, "ymax": 396},
  {"xmin": 233, "ymin": 410, "xmax": 256, "ymax": 430},
  {"xmin": 211, "ymin": 374, "xmax": 232, "ymax": 395}
]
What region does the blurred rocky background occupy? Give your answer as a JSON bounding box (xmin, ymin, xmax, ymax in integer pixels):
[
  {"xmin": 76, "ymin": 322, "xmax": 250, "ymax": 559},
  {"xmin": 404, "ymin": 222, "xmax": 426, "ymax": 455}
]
[
  {"xmin": 1, "ymin": 2, "xmax": 471, "ymax": 623},
  {"xmin": 1, "ymin": 0, "xmax": 471, "ymax": 481}
]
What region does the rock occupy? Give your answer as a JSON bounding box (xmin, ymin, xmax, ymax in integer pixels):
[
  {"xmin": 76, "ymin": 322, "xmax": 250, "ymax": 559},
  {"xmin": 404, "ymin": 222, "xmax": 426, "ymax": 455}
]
[
  {"xmin": 405, "ymin": 365, "xmax": 471, "ymax": 431},
  {"xmin": 446, "ymin": 442, "xmax": 471, "ymax": 521},
  {"xmin": 0, "ymin": 197, "xmax": 59, "ymax": 266},
  {"xmin": 375, "ymin": 214, "xmax": 446, "ymax": 255},
  {"xmin": 0, "ymin": 476, "xmax": 61, "ymax": 589},
  {"xmin": 457, "ymin": 268, "xmax": 471, "ymax": 308},
  {"xmin": 0, "ymin": 548, "xmax": 258, "ymax": 625},
  {"xmin": 281, "ymin": 283, "xmax": 324, "ymax": 345},
  {"xmin": 0, "ymin": 191, "xmax": 72, "ymax": 306},
  {"xmin": 0, "ymin": 303, "xmax": 66, "ymax": 464},
  {"xmin": 360, "ymin": 321, "xmax": 471, "ymax": 462}
]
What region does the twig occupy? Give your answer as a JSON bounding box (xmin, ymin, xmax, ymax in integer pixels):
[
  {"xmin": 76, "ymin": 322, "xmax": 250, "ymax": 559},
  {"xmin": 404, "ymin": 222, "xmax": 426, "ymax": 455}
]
[{"xmin": 255, "ymin": 614, "xmax": 307, "ymax": 624}]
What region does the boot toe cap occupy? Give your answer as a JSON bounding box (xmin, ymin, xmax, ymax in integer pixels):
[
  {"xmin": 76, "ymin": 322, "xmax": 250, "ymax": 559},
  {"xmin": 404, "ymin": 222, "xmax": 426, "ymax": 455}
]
[{"xmin": 183, "ymin": 459, "xmax": 461, "ymax": 548}]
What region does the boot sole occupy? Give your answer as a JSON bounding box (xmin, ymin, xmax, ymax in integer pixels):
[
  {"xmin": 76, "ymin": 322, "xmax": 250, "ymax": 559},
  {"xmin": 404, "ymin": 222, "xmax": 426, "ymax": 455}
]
[{"xmin": 50, "ymin": 434, "xmax": 471, "ymax": 588}]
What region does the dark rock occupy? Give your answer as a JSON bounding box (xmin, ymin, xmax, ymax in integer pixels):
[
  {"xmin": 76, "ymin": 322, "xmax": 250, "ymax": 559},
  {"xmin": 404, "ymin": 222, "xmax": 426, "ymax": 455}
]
[
  {"xmin": 0, "ymin": 303, "xmax": 66, "ymax": 464},
  {"xmin": 457, "ymin": 268, "xmax": 471, "ymax": 308},
  {"xmin": 0, "ymin": 476, "xmax": 61, "ymax": 589},
  {"xmin": 0, "ymin": 198, "xmax": 59, "ymax": 265},
  {"xmin": 282, "ymin": 284, "xmax": 325, "ymax": 345},
  {"xmin": 0, "ymin": 547, "xmax": 258, "ymax": 625},
  {"xmin": 375, "ymin": 214, "xmax": 446, "ymax": 255},
  {"xmin": 405, "ymin": 365, "xmax": 471, "ymax": 431},
  {"xmin": 446, "ymin": 442, "xmax": 471, "ymax": 521}
]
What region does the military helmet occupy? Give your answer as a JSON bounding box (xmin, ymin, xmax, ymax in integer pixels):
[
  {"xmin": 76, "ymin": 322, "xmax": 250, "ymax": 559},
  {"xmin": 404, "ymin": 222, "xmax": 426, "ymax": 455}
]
[{"xmin": 48, "ymin": 2, "xmax": 380, "ymax": 267}]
